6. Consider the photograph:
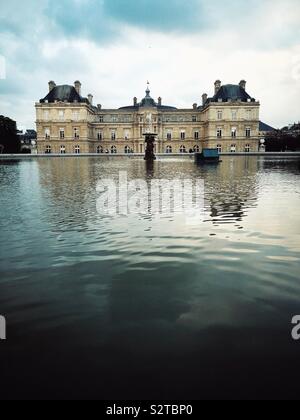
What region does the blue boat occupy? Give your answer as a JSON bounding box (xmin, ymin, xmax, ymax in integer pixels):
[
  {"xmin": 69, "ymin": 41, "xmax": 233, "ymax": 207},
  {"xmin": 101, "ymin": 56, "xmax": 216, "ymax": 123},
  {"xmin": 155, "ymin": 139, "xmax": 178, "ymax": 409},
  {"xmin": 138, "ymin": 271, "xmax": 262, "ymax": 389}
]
[{"xmin": 195, "ymin": 148, "xmax": 220, "ymax": 164}]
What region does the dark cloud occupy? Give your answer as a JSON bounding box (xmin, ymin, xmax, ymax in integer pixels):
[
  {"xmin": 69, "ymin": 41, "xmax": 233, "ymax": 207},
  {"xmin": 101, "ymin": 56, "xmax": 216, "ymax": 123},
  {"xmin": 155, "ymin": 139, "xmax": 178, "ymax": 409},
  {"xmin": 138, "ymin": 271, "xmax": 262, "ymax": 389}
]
[{"xmin": 102, "ymin": 0, "xmax": 203, "ymax": 31}]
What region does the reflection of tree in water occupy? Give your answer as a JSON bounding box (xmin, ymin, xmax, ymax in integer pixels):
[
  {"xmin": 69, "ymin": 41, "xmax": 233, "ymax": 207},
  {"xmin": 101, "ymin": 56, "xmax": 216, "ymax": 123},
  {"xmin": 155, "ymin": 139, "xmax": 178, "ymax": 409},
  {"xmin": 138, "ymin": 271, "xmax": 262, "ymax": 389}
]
[{"xmin": 262, "ymin": 158, "xmax": 300, "ymax": 176}]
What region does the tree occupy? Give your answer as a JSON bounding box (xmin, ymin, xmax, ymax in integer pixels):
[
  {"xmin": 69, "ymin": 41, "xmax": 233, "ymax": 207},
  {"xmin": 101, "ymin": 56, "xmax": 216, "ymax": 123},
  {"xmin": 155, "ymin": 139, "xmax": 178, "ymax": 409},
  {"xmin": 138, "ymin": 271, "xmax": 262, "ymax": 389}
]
[
  {"xmin": 265, "ymin": 132, "xmax": 300, "ymax": 152},
  {"xmin": 0, "ymin": 115, "xmax": 20, "ymax": 153}
]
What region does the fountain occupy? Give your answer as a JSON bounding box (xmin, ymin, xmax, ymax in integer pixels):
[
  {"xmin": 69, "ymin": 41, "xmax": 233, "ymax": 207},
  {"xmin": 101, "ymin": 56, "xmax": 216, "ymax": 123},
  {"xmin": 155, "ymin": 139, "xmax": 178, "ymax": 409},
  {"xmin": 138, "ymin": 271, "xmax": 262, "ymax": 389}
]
[{"xmin": 143, "ymin": 111, "xmax": 157, "ymax": 161}]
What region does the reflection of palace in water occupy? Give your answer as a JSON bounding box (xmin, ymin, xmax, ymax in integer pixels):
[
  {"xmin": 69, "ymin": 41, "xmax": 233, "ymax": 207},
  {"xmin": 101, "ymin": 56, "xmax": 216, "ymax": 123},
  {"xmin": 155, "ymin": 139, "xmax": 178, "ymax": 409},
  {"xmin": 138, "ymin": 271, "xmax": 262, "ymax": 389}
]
[{"xmin": 38, "ymin": 156, "xmax": 260, "ymax": 229}]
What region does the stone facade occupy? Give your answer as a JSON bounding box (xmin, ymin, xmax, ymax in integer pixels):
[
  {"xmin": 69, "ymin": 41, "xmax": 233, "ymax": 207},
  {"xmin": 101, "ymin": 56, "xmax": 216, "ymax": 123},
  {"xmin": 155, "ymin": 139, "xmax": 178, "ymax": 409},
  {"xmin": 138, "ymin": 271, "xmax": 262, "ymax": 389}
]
[{"xmin": 35, "ymin": 80, "xmax": 261, "ymax": 154}]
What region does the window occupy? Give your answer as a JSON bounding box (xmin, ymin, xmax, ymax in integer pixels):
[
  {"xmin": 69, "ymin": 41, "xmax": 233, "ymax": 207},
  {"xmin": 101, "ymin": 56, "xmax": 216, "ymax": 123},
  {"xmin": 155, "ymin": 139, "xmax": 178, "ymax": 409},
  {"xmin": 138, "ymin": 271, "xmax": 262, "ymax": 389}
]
[
  {"xmin": 45, "ymin": 128, "xmax": 50, "ymax": 140},
  {"xmin": 246, "ymin": 128, "xmax": 251, "ymax": 138},
  {"xmin": 232, "ymin": 110, "xmax": 237, "ymax": 120},
  {"xmin": 217, "ymin": 144, "xmax": 222, "ymax": 153},
  {"xmin": 246, "ymin": 109, "xmax": 252, "ymax": 120},
  {"xmin": 231, "ymin": 144, "xmax": 236, "ymax": 153},
  {"xmin": 112, "ymin": 115, "xmax": 118, "ymax": 123},
  {"xmin": 97, "ymin": 145, "xmax": 103, "ymax": 154},
  {"xmin": 73, "ymin": 111, "xmax": 79, "ymax": 121},
  {"xmin": 166, "ymin": 145, "xmax": 172, "ymax": 154},
  {"xmin": 194, "ymin": 131, "xmax": 199, "ymax": 140},
  {"xmin": 97, "ymin": 131, "xmax": 103, "ymax": 141},
  {"xmin": 111, "ymin": 146, "xmax": 117, "ymax": 154},
  {"xmin": 192, "ymin": 116, "xmax": 197, "ymax": 123},
  {"xmin": 125, "ymin": 146, "xmax": 131, "ymax": 154},
  {"xmin": 217, "ymin": 128, "xmax": 222, "ymax": 138},
  {"xmin": 75, "ymin": 145, "xmax": 80, "ymax": 154},
  {"xmin": 124, "ymin": 130, "xmax": 130, "ymax": 141},
  {"xmin": 217, "ymin": 110, "xmax": 223, "ymax": 120},
  {"xmin": 167, "ymin": 130, "xmax": 172, "ymax": 141},
  {"xmin": 181, "ymin": 131, "xmax": 186, "ymax": 140},
  {"xmin": 193, "ymin": 145, "xmax": 200, "ymax": 153},
  {"xmin": 58, "ymin": 110, "xmax": 65, "ymax": 121},
  {"xmin": 245, "ymin": 144, "xmax": 251, "ymax": 153},
  {"xmin": 180, "ymin": 145, "xmax": 186, "ymax": 153},
  {"xmin": 59, "ymin": 128, "xmax": 65, "ymax": 139},
  {"xmin": 45, "ymin": 145, "xmax": 51, "ymax": 154},
  {"xmin": 74, "ymin": 128, "xmax": 80, "ymax": 139},
  {"xmin": 231, "ymin": 127, "xmax": 237, "ymax": 138},
  {"xmin": 60, "ymin": 145, "xmax": 66, "ymax": 154},
  {"xmin": 99, "ymin": 115, "xmax": 104, "ymax": 123},
  {"xmin": 111, "ymin": 130, "xmax": 116, "ymax": 141}
]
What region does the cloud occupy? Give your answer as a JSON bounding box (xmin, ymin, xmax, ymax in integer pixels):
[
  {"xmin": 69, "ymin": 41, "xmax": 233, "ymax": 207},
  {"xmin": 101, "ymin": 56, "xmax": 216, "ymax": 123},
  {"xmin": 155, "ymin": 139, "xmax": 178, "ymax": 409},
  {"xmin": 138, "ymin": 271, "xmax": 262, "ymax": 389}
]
[
  {"xmin": 0, "ymin": 0, "xmax": 299, "ymax": 129},
  {"xmin": 103, "ymin": 0, "xmax": 203, "ymax": 31}
]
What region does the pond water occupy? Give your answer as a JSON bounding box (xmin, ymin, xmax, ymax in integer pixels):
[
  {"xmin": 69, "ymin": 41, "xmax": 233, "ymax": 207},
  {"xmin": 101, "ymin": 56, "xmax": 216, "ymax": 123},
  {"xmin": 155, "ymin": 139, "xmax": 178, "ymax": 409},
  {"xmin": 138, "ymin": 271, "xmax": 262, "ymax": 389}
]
[{"xmin": 0, "ymin": 156, "xmax": 300, "ymax": 399}]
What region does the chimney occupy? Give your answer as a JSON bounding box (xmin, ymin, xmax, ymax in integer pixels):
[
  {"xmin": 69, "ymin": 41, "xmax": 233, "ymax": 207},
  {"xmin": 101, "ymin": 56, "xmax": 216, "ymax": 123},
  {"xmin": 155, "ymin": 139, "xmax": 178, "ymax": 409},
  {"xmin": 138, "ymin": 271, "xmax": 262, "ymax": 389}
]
[
  {"xmin": 193, "ymin": 103, "xmax": 198, "ymax": 110},
  {"xmin": 202, "ymin": 93, "xmax": 208, "ymax": 105},
  {"xmin": 74, "ymin": 81, "xmax": 82, "ymax": 96},
  {"xmin": 214, "ymin": 80, "xmax": 221, "ymax": 95},
  {"xmin": 239, "ymin": 80, "xmax": 247, "ymax": 90},
  {"xmin": 158, "ymin": 97, "xmax": 162, "ymax": 106},
  {"xmin": 88, "ymin": 94, "xmax": 93, "ymax": 105},
  {"xmin": 134, "ymin": 97, "xmax": 138, "ymax": 106},
  {"xmin": 48, "ymin": 81, "xmax": 56, "ymax": 92}
]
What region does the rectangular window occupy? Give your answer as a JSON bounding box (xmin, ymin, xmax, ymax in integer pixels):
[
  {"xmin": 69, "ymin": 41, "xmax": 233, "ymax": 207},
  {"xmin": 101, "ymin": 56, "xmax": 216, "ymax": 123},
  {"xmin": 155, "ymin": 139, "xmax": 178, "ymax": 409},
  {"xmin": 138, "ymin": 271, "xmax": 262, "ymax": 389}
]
[
  {"xmin": 73, "ymin": 111, "xmax": 79, "ymax": 121},
  {"xmin": 232, "ymin": 110, "xmax": 237, "ymax": 120},
  {"xmin": 124, "ymin": 130, "xmax": 130, "ymax": 140},
  {"xmin": 217, "ymin": 128, "xmax": 222, "ymax": 138},
  {"xmin": 181, "ymin": 131, "xmax": 186, "ymax": 140},
  {"xmin": 246, "ymin": 128, "xmax": 251, "ymax": 138},
  {"xmin": 99, "ymin": 115, "xmax": 104, "ymax": 123},
  {"xmin": 231, "ymin": 127, "xmax": 237, "ymax": 138},
  {"xmin": 74, "ymin": 128, "xmax": 80, "ymax": 139},
  {"xmin": 231, "ymin": 144, "xmax": 236, "ymax": 153},
  {"xmin": 45, "ymin": 128, "xmax": 50, "ymax": 139},
  {"xmin": 217, "ymin": 110, "xmax": 223, "ymax": 120},
  {"xmin": 59, "ymin": 128, "xmax": 65, "ymax": 139},
  {"xmin": 97, "ymin": 131, "xmax": 103, "ymax": 141},
  {"xmin": 192, "ymin": 116, "xmax": 197, "ymax": 123},
  {"xmin": 58, "ymin": 110, "xmax": 65, "ymax": 121},
  {"xmin": 245, "ymin": 144, "xmax": 251, "ymax": 153},
  {"xmin": 111, "ymin": 130, "xmax": 116, "ymax": 141},
  {"xmin": 194, "ymin": 131, "xmax": 199, "ymax": 140},
  {"xmin": 112, "ymin": 116, "xmax": 118, "ymax": 123},
  {"xmin": 167, "ymin": 130, "xmax": 172, "ymax": 141},
  {"xmin": 246, "ymin": 109, "xmax": 252, "ymax": 120}
]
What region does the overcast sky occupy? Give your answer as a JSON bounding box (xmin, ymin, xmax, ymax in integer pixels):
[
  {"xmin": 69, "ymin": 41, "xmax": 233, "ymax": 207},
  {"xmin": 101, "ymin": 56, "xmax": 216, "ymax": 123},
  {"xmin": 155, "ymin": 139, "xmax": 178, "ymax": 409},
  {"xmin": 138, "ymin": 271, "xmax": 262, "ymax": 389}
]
[{"xmin": 0, "ymin": 0, "xmax": 299, "ymax": 130}]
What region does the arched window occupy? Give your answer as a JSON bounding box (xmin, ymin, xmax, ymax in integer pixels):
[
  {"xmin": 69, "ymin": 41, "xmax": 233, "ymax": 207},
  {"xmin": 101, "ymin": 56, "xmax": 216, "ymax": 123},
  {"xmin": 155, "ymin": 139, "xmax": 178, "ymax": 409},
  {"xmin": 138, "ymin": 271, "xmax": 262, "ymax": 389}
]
[
  {"xmin": 217, "ymin": 144, "xmax": 222, "ymax": 153},
  {"xmin": 245, "ymin": 144, "xmax": 250, "ymax": 153},
  {"xmin": 60, "ymin": 145, "xmax": 66, "ymax": 154},
  {"xmin": 45, "ymin": 145, "xmax": 51, "ymax": 154},
  {"xmin": 231, "ymin": 144, "xmax": 236, "ymax": 153},
  {"xmin": 75, "ymin": 145, "xmax": 80, "ymax": 154},
  {"xmin": 166, "ymin": 146, "xmax": 172, "ymax": 154},
  {"xmin": 97, "ymin": 145, "xmax": 103, "ymax": 154},
  {"xmin": 193, "ymin": 145, "xmax": 200, "ymax": 153},
  {"xmin": 111, "ymin": 146, "xmax": 117, "ymax": 154},
  {"xmin": 124, "ymin": 146, "xmax": 131, "ymax": 154},
  {"xmin": 180, "ymin": 145, "xmax": 186, "ymax": 154}
]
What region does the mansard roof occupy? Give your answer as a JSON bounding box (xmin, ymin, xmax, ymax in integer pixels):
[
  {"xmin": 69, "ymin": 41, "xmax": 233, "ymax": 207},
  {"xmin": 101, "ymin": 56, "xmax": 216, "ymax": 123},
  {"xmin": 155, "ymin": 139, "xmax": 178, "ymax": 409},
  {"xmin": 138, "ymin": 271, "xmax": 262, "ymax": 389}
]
[
  {"xmin": 40, "ymin": 85, "xmax": 89, "ymax": 104},
  {"xmin": 259, "ymin": 121, "xmax": 275, "ymax": 132},
  {"xmin": 205, "ymin": 84, "xmax": 256, "ymax": 105}
]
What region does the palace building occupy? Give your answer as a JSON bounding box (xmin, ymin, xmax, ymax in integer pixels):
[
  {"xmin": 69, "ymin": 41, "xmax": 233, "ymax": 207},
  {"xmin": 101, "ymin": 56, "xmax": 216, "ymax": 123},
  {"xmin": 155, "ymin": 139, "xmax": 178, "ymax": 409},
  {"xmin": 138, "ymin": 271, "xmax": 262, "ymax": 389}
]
[{"xmin": 35, "ymin": 80, "xmax": 261, "ymax": 154}]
